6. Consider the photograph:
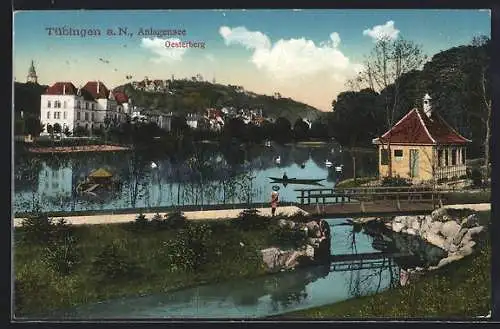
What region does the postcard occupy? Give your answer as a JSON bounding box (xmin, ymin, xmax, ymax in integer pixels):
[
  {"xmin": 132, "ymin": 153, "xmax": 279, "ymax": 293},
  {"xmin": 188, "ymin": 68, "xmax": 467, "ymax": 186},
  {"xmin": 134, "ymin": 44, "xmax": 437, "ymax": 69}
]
[{"xmin": 12, "ymin": 9, "xmax": 492, "ymax": 320}]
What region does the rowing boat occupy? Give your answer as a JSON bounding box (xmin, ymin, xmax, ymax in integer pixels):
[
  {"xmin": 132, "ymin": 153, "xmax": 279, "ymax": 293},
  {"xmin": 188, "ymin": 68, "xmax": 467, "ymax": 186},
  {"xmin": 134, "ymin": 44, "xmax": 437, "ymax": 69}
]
[{"xmin": 268, "ymin": 177, "xmax": 325, "ymax": 184}]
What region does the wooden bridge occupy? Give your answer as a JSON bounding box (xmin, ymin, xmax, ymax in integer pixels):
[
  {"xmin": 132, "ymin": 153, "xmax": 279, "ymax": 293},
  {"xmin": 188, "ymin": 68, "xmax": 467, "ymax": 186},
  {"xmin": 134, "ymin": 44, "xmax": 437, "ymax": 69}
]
[{"xmin": 296, "ymin": 186, "xmax": 447, "ymax": 216}]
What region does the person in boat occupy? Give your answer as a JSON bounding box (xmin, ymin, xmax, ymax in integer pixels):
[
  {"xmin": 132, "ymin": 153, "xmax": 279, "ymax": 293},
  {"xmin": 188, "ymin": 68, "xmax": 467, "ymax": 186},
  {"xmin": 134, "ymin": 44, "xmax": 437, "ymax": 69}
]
[
  {"xmin": 271, "ymin": 191, "xmax": 279, "ymax": 216},
  {"xmin": 283, "ymin": 172, "xmax": 288, "ymax": 180}
]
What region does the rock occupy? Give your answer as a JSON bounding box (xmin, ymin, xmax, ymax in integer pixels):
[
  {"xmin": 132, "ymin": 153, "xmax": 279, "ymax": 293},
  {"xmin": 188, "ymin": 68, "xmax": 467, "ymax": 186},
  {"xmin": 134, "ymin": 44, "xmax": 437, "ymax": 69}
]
[
  {"xmin": 305, "ymin": 245, "xmax": 315, "ymax": 258},
  {"xmin": 392, "ymin": 222, "xmax": 405, "ymax": 233},
  {"xmin": 406, "ymin": 228, "xmax": 417, "ymax": 235},
  {"xmin": 441, "ymin": 214, "xmax": 452, "ymax": 222},
  {"xmin": 437, "ymin": 254, "xmax": 465, "ymax": 268},
  {"xmin": 393, "ymin": 216, "xmax": 405, "ymax": 223},
  {"xmin": 467, "ymin": 226, "xmax": 485, "ymax": 237},
  {"xmin": 461, "ymin": 214, "xmax": 479, "ymax": 229},
  {"xmin": 457, "ymin": 245, "xmax": 474, "ymax": 257},
  {"xmin": 429, "ymin": 221, "xmax": 443, "ymax": 235},
  {"xmin": 415, "ymin": 267, "xmax": 424, "ymax": 271},
  {"xmin": 261, "ymin": 247, "xmax": 283, "ymax": 271},
  {"xmin": 448, "ymin": 244, "xmax": 459, "ymax": 253},
  {"xmin": 440, "ymin": 221, "xmax": 461, "ymax": 239},
  {"xmin": 453, "ymin": 228, "xmax": 469, "ymax": 245},
  {"xmin": 411, "ymin": 218, "xmax": 421, "ymax": 231},
  {"xmin": 431, "ymin": 208, "xmax": 448, "ymax": 221},
  {"xmin": 424, "ymin": 232, "xmax": 447, "ymax": 249}
]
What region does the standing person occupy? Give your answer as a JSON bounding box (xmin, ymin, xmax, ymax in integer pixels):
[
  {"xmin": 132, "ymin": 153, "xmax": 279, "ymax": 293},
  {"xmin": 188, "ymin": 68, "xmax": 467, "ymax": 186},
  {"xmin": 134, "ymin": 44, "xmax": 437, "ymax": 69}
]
[{"xmin": 271, "ymin": 190, "xmax": 279, "ymax": 216}]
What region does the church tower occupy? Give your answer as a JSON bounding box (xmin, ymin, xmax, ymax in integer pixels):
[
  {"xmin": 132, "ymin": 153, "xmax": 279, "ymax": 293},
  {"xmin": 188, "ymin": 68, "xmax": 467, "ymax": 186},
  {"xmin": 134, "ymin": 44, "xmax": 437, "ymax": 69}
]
[{"xmin": 26, "ymin": 60, "xmax": 38, "ymax": 84}]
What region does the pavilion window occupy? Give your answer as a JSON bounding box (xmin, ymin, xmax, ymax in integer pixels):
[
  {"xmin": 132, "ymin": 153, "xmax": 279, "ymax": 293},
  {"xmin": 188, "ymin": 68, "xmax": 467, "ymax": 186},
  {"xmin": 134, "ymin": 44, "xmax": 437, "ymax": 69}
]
[
  {"xmin": 451, "ymin": 149, "xmax": 457, "ymax": 165},
  {"xmin": 445, "ymin": 149, "xmax": 449, "ymax": 166},
  {"xmin": 437, "ymin": 149, "xmax": 443, "ymax": 167},
  {"xmin": 461, "ymin": 148, "xmax": 466, "ymax": 164}
]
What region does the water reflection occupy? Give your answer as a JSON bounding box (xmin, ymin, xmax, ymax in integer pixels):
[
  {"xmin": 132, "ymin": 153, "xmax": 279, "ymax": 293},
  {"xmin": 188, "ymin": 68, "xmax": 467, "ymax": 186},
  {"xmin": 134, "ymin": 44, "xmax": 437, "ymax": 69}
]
[{"xmin": 14, "ymin": 144, "xmax": 377, "ymax": 213}]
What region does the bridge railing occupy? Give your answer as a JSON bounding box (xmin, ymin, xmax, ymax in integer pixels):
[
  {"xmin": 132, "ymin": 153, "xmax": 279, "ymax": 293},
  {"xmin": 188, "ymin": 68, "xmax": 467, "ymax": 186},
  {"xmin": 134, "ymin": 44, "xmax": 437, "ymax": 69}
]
[{"xmin": 295, "ymin": 186, "xmax": 445, "ymax": 207}]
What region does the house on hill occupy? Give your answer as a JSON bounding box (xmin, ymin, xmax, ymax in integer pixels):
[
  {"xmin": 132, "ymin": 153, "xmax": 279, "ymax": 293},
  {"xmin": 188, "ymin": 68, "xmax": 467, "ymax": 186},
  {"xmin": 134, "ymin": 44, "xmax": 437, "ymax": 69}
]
[{"xmin": 372, "ymin": 94, "xmax": 471, "ymax": 182}]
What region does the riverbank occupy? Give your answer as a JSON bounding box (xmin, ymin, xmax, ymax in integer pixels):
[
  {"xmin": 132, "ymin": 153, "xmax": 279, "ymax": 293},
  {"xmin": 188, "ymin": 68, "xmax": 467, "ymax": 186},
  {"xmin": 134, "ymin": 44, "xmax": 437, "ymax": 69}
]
[
  {"xmin": 15, "ymin": 211, "xmax": 302, "ymax": 317},
  {"xmin": 277, "ymin": 210, "xmax": 491, "ymax": 319},
  {"xmin": 28, "ymin": 144, "xmax": 132, "ymax": 154}
]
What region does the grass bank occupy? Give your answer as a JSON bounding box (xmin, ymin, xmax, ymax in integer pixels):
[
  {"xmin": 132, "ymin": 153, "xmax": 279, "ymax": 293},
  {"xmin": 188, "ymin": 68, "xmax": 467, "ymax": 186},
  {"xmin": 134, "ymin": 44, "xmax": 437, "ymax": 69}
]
[
  {"xmin": 277, "ymin": 210, "xmax": 491, "ymax": 319},
  {"xmin": 335, "ymin": 177, "xmax": 378, "ymax": 188},
  {"xmin": 444, "ymin": 190, "xmax": 491, "ymax": 205},
  {"xmin": 14, "ymin": 211, "xmax": 304, "ymax": 318}
]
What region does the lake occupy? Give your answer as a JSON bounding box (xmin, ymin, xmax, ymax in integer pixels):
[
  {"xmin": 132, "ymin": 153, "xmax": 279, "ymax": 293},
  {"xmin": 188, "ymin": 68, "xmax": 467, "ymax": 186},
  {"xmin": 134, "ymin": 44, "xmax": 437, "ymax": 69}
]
[{"xmin": 14, "ymin": 143, "xmax": 378, "ymax": 214}]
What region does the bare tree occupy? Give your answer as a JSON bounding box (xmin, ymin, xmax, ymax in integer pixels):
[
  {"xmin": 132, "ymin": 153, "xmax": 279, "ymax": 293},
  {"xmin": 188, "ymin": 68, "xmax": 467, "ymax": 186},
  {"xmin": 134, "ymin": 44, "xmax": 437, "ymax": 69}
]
[{"xmin": 356, "ymin": 36, "xmax": 426, "ymax": 177}]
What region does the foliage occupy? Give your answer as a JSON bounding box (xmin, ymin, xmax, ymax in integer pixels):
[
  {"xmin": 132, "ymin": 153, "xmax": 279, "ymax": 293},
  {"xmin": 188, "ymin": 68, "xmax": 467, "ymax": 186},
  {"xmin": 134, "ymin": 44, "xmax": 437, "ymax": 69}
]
[
  {"xmin": 381, "ymin": 176, "xmax": 412, "ymax": 187},
  {"xmin": 160, "ymin": 223, "xmax": 213, "ymax": 272},
  {"xmin": 163, "ymin": 210, "xmax": 187, "ymax": 229},
  {"xmin": 231, "ymin": 208, "xmax": 270, "ymax": 230},
  {"xmin": 470, "ymin": 168, "xmax": 483, "ymax": 187},
  {"xmin": 90, "ymin": 241, "xmax": 141, "ymax": 281},
  {"xmin": 293, "ymin": 118, "xmax": 309, "ymax": 140},
  {"xmin": 269, "ymin": 224, "xmax": 308, "ymax": 249},
  {"xmin": 20, "ymin": 213, "xmax": 74, "ymax": 245},
  {"xmin": 134, "ymin": 212, "xmax": 148, "ymax": 228},
  {"xmin": 41, "ymin": 235, "xmax": 81, "ymax": 276}
]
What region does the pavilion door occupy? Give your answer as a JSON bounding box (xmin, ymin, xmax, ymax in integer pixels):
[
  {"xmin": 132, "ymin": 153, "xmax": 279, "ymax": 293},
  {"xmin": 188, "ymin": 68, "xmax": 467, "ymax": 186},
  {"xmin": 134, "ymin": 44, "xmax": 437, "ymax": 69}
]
[{"xmin": 409, "ymin": 149, "xmax": 419, "ymax": 178}]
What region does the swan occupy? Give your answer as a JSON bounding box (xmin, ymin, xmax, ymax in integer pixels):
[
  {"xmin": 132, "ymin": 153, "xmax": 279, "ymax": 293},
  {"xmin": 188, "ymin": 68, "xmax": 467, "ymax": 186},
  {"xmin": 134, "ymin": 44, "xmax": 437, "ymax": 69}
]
[
  {"xmin": 325, "ymin": 160, "xmax": 333, "ymax": 167},
  {"xmin": 275, "ymin": 156, "xmax": 281, "ymax": 164},
  {"xmin": 335, "ymin": 164, "xmax": 344, "ymax": 172},
  {"xmin": 150, "ymin": 161, "xmax": 158, "ymax": 169}
]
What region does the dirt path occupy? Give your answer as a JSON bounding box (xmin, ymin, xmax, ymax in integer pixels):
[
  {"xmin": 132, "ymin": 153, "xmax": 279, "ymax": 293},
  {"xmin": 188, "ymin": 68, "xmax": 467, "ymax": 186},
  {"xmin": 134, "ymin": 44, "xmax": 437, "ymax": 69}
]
[{"xmin": 13, "ymin": 206, "xmax": 307, "ymax": 227}]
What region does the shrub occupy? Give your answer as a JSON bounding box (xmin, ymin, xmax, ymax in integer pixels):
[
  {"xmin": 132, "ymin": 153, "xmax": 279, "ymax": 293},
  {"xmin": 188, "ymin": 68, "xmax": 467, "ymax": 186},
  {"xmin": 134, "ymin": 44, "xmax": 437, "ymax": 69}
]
[
  {"xmin": 20, "ymin": 213, "xmax": 73, "ymax": 245},
  {"xmin": 381, "ymin": 176, "xmax": 412, "ymax": 187},
  {"xmin": 163, "ymin": 210, "xmax": 187, "ymax": 229},
  {"xmin": 161, "ymin": 223, "xmax": 212, "ymax": 272},
  {"xmin": 470, "ymin": 168, "xmax": 483, "ymax": 187},
  {"xmin": 232, "ymin": 208, "xmax": 269, "ymax": 230},
  {"xmin": 91, "ymin": 242, "xmax": 141, "ymax": 281},
  {"xmin": 134, "ymin": 213, "xmax": 148, "ymax": 228},
  {"xmin": 41, "ymin": 235, "xmax": 81, "ymax": 276}
]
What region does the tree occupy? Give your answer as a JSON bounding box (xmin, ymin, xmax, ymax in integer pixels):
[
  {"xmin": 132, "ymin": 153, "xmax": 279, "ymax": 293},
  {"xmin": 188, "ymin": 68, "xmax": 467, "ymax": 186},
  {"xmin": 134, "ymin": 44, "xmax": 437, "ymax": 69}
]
[
  {"xmin": 328, "ymin": 89, "xmax": 382, "ymax": 181},
  {"xmin": 24, "ymin": 116, "xmax": 44, "ymax": 136},
  {"xmin": 46, "ymin": 124, "xmax": 54, "ymax": 136},
  {"xmin": 63, "ymin": 126, "xmax": 72, "ymax": 137},
  {"xmin": 53, "ymin": 123, "xmax": 62, "ymax": 134},
  {"xmin": 471, "ymin": 35, "xmax": 491, "ymax": 180},
  {"xmin": 353, "ymin": 36, "xmax": 426, "ymax": 177},
  {"xmin": 293, "ymin": 118, "xmax": 309, "ymax": 141},
  {"xmin": 274, "ymin": 117, "xmax": 292, "ymax": 143},
  {"xmin": 309, "ymin": 121, "xmax": 328, "ymax": 140}
]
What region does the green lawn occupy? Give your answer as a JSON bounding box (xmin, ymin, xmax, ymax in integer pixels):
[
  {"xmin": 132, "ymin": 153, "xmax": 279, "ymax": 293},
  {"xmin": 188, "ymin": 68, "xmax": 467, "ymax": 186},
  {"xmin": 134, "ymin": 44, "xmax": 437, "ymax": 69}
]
[
  {"xmin": 277, "ymin": 210, "xmax": 491, "ymax": 319},
  {"xmin": 13, "ymin": 217, "xmax": 278, "ymax": 317}
]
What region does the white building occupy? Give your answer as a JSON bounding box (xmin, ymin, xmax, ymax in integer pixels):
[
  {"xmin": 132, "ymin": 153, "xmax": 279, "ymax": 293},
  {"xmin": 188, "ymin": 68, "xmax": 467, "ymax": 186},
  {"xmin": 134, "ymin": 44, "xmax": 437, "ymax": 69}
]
[
  {"xmin": 38, "ymin": 162, "xmax": 73, "ymax": 197},
  {"xmin": 40, "ymin": 81, "xmax": 131, "ymax": 135}
]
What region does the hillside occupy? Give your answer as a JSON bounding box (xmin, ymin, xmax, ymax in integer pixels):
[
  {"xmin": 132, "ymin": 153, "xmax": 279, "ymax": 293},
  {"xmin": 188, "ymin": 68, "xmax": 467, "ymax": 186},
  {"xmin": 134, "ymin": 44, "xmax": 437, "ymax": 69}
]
[{"xmin": 114, "ymin": 80, "xmax": 323, "ymax": 122}]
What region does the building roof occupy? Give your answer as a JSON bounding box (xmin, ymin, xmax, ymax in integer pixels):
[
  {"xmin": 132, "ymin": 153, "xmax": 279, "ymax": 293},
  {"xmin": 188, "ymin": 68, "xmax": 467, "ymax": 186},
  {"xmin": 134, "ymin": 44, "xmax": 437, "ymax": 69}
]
[
  {"xmin": 113, "ymin": 91, "xmax": 129, "ymax": 104},
  {"xmin": 45, "ymin": 82, "xmax": 79, "ymax": 95},
  {"xmin": 88, "ymin": 168, "xmax": 113, "ymax": 178},
  {"xmin": 373, "ymin": 108, "xmax": 471, "ymax": 145},
  {"xmin": 82, "ymin": 81, "xmax": 110, "ymax": 99}
]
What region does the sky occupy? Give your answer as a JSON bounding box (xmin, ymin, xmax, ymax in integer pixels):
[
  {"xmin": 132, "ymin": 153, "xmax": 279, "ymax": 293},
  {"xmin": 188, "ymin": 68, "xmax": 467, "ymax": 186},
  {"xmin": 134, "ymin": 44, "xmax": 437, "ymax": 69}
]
[{"xmin": 13, "ymin": 9, "xmax": 491, "ymax": 111}]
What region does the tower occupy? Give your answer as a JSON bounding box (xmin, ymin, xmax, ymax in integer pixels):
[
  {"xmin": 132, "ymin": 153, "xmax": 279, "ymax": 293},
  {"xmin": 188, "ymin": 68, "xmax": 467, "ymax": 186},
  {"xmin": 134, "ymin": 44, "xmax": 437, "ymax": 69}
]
[
  {"xmin": 423, "ymin": 93, "xmax": 432, "ymax": 117},
  {"xmin": 26, "ymin": 60, "xmax": 38, "ymax": 84}
]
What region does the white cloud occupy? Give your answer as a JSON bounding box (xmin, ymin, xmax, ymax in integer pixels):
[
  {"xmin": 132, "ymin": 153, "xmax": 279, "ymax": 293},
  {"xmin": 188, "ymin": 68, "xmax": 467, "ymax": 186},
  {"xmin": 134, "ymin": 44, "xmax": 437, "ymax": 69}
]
[
  {"xmin": 140, "ymin": 37, "xmax": 188, "ymax": 63},
  {"xmin": 205, "ymin": 54, "xmax": 215, "ymax": 62},
  {"xmin": 363, "ymin": 20, "xmax": 400, "ymax": 42},
  {"xmin": 218, "ymin": 26, "xmax": 361, "ymax": 81},
  {"xmin": 219, "ymin": 26, "xmax": 271, "ymax": 50}
]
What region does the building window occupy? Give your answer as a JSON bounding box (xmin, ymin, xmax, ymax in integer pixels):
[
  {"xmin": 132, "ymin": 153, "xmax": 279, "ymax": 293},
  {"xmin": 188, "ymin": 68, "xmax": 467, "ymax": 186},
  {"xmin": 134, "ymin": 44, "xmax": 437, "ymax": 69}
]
[
  {"xmin": 63, "ymin": 101, "xmax": 67, "ymax": 109},
  {"xmin": 47, "ymin": 111, "xmax": 50, "ymax": 119},
  {"xmin": 451, "ymin": 149, "xmax": 457, "ymax": 166},
  {"xmin": 47, "ymin": 101, "xmax": 51, "ymax": 108},
  {"xmin": 394, "ymin": 149, "xmax": 403, "ymax": 158},
  {"xmin": 85, "ymin": 112, "xmax": 89, "ymax": 121},
  {"xmin": 445, "ymin": 149, "xmax": 449, "ymax": 166},
  {"xmin": 92, "ymin": 103, "xmax": 96, "ymax": 110},
  {"xmin": 77, "ymin": 101, "xmax": 81, "ymax": 109},
  {"xmin": 77, "ymin": 112, "xmax": 81, "ymax": 120},
  {"xmin": 85, "ymin": 102, "xmax": 89, "ymax": 110},
  {"xmin": 91, "ymin": 113, "xmax": 95, "ymax": 121},
  {"xmin": 381, "ymin": 149, "xmax": 389, "ymax": 165},
  {"xmin": 63, "ymin": 112, "xmax": 67, "ymax": 119},
  {"xmin": 54, "ymin": 100, "xmax": 61, "ymax": 108}
]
